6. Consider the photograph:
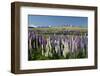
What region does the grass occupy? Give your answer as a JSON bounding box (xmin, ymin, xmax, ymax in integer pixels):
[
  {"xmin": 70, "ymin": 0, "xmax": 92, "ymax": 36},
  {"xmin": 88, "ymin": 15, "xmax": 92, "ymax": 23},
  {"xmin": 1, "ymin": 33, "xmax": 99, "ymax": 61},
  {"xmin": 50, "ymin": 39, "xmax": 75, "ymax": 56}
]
[
  {"xmin": 28, "ymin": 49, "xmax": 88, "ymax": 60},
  {"xmin": 29, "ymin": 26, "xmax": 87, "ymax": 32}
]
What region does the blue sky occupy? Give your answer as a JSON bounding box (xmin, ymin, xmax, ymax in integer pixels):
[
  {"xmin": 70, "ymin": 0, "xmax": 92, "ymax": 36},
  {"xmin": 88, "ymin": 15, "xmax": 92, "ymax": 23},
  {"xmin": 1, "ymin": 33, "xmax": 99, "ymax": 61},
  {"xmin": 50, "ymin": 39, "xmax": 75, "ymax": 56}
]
[{"xmin": 28, "ymin": 15, "xmax": 88, "ymax": 28}]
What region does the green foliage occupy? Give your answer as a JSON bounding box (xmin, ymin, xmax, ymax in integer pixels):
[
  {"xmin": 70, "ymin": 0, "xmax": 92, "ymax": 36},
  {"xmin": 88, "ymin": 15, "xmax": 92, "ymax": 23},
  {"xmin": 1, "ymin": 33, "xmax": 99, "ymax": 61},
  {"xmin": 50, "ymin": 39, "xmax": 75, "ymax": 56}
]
[{"xmin": 28, "ymin": 48, "xmax": 87, "ymax": 60}]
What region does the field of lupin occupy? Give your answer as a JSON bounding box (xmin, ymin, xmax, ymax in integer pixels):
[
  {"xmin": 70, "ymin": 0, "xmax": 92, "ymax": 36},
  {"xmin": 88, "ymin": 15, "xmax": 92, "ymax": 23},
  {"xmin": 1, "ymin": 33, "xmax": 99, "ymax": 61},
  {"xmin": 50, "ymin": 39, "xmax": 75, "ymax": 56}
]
[{"xmin": 28, "ymin": 27, "xmax": 88, "ymax": 60}]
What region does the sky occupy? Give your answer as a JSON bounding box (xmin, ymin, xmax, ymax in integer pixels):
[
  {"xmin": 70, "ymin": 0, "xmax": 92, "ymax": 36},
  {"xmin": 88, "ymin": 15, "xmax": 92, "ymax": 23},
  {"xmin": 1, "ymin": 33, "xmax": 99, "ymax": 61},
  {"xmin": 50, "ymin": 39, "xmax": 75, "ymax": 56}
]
[{"xmin": 28, "ymin": 15, "xmax": 88, "ymax": 28}]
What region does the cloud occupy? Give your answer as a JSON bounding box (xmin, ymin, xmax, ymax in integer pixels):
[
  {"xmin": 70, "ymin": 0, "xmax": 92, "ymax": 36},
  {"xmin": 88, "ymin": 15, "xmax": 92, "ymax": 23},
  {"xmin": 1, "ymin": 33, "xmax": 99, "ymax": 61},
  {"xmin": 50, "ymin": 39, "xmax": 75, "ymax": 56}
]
[{"xmin": 29, "ymin": 24, "xmax": 37, "ymax": 28}]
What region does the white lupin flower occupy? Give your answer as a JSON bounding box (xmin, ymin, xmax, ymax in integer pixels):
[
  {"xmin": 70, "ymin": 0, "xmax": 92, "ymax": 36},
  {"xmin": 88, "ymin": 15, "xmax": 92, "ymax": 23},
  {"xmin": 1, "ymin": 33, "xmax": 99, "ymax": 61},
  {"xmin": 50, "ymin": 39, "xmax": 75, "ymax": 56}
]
[{"xmin": 62, "ymin": 39, "xmax": 70, "ymax": 58}]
